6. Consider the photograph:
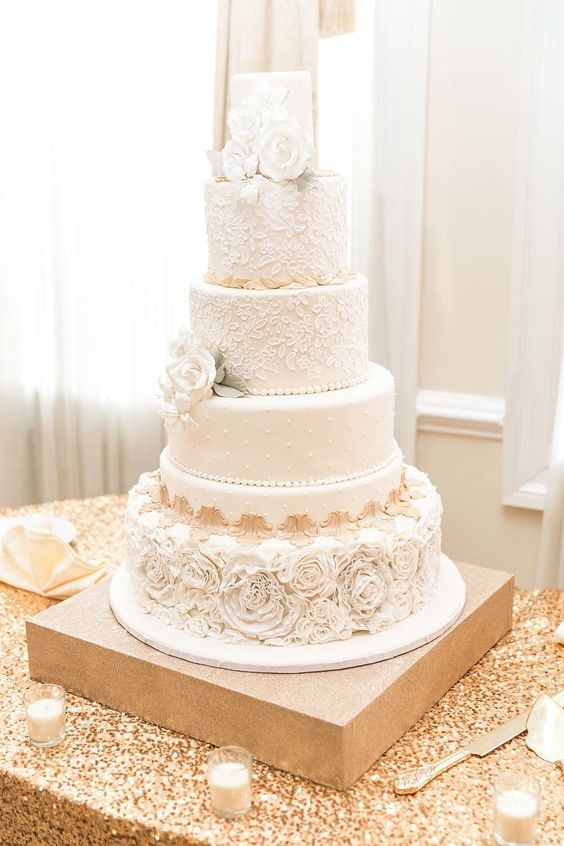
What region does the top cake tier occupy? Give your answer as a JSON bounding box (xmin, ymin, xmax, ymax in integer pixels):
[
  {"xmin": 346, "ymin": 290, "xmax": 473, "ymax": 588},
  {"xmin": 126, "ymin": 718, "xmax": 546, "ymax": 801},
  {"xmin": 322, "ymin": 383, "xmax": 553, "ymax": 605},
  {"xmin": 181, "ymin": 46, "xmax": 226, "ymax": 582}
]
[{"xmin": 205, "ymin": 70, "xmax": 349, "ymax": 287}]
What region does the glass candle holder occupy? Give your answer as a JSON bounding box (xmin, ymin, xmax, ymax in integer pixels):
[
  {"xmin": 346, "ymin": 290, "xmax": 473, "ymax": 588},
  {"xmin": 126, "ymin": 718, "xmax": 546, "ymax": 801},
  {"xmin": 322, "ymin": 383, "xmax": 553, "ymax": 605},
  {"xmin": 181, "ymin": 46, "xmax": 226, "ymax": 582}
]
[
  {"xmin": 207, "ymin": 746, "xmax": 252, "ymax": 818},
  {"xmin": 23, "ymin": 683, "xmax": 66, "ymax": 748},
  {"xmin": 493, "ymin": 773, "xmax": 540, "ymax": 846}
]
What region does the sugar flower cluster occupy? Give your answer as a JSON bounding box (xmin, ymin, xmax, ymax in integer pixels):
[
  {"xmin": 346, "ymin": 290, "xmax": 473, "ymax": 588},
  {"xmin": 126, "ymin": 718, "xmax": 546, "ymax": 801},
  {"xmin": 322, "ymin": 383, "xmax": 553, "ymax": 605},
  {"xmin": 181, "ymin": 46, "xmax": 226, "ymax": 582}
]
[
  {"xmin": 208, "ymin": 81, "xmax": 315, "ymax": 203},
  {"xmin": 158, "ymin": 327, "xmax": 243, "ymax": 430}
]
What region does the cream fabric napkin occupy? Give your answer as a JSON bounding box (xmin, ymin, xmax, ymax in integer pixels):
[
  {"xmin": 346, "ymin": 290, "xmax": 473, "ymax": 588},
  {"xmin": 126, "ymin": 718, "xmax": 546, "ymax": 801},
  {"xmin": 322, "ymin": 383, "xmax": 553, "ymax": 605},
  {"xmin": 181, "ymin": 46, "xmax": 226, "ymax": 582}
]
[
  {"xmin": 0, "ymin": 525, "xmax": 108, "ymax": 599},
  {"xmin": 525, "ymin": 693, "xmax": 564, "ymax": 763}
]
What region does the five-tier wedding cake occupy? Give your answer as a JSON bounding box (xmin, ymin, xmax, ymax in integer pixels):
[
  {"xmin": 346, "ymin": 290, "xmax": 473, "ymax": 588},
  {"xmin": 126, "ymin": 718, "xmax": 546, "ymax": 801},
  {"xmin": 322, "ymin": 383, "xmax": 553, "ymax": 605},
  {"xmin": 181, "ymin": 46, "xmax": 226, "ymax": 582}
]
[{"xmin": 125, "ymin": 71, "xmax": 443, "ymax": 648}]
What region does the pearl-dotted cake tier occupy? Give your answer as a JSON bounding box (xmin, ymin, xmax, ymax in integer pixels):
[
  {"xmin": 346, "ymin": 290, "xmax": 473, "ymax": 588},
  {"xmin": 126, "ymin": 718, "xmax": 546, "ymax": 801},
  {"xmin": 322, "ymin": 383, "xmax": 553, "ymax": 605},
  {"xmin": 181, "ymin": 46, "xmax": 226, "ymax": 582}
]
[
  {"xmin": 167, "ymin": 363, "xmax": 396, "ymax": 486},
  {"xmin": 190, "ymin": 275, "xmax": 368, "ymax": 395},
  {"xmin": 205, "ymin": 175, "xmax": 347, "ymax": 285},
  {"xmin": 159, "ymin": 446, "xmax": 403, "ymax": 528}
]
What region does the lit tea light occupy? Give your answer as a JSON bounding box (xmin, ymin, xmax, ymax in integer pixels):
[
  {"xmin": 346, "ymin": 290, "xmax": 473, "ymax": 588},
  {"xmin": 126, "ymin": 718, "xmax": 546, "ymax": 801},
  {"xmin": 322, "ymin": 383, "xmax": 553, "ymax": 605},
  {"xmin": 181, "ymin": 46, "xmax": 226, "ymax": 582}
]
[
  {"xmin": 207, "ymin": 746, "xmax": 252, "ymax": 818},
  {"xmin": 24, "ymin": 683, "xmax": 66, "ymax": 748},
  {"xmin": 493, "ymin": 774, "xmax": 540, "ymax": 846}
]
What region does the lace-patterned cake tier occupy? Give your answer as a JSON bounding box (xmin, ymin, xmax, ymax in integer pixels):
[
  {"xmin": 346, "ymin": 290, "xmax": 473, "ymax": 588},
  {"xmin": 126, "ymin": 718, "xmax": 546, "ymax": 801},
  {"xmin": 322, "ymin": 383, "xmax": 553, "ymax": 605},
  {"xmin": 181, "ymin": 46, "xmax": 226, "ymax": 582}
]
[
  {"xmin": 205, "ymin": 175, "xmax": 348, "ymax": 285},
  {"xmin": 126, "ymin": 464, "xmax": 442, "ymax": 646},
  {"xmin": 189, "ymin": 275, "xmax": 368, "ymax": 395}
]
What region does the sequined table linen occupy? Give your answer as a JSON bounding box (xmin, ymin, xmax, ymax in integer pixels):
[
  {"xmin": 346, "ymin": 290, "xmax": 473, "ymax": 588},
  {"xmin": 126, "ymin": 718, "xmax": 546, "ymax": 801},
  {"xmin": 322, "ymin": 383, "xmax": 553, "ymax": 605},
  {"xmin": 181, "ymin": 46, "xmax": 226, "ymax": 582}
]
[{"xmin": 0, "ymin": 494, "xmax": 562, "ymax": 845}]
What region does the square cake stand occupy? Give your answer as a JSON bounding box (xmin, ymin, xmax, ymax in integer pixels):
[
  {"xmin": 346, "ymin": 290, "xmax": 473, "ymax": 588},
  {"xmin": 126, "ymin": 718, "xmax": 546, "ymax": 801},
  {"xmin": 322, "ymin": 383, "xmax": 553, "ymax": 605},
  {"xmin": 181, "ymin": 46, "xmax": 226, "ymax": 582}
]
[{"xmin": 26, "ymin": 560, "xmax": 513, "ymax": 790}]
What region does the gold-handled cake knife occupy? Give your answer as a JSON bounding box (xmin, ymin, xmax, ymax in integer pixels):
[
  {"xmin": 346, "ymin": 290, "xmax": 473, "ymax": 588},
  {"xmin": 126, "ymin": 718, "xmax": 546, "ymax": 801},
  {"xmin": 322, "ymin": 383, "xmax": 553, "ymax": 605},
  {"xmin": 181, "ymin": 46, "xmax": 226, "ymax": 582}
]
[{"xmin": 394, "ymin": 689, "xmax": 564, "ymax": 794}]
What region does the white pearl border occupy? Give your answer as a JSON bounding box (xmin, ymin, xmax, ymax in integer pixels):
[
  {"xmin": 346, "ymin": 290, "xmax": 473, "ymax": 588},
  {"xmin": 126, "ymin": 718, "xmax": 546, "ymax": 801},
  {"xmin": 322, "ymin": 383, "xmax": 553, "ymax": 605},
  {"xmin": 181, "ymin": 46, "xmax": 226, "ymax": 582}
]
[
  {"xmin": 247, "ymin": 374, "xmax": 365, "ymax": 396},
  {"xmin": 167, "ymin": 447, "xmax": 402, "ymax": 488}
]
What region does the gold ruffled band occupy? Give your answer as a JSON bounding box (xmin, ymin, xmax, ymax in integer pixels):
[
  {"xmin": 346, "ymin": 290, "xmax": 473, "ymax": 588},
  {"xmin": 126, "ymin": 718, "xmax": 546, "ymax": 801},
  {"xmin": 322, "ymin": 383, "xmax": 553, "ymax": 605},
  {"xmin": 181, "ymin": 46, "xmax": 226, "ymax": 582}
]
[
  {"xmin": 204, "ymin": 269, "xmax": 356, "ymax": 291},
  {"xmin": 138, "ymin": 467, "xmax": 426, "ymax": 543}
]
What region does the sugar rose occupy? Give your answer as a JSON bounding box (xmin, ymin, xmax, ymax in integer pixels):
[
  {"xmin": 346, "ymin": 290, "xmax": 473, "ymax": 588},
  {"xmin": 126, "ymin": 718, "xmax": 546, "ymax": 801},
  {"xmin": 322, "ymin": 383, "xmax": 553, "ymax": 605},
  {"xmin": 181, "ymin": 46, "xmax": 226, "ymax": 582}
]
[
  {"xmin": 228, "ymin": 98, "xmax": 262, "ymax": 144},
  {"xmin": 254, "ymin": 116, "xmax": 314, "ymax": 182}
]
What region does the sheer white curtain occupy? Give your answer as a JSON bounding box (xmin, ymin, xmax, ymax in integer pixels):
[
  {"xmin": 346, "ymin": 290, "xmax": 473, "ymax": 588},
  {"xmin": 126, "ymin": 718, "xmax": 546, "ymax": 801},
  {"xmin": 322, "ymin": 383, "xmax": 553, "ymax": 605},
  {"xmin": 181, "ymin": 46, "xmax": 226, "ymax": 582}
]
[
  {"xmin": 350, "ymin": 0, "xmax": 429, "ymax": 462},
  {"xmin": 0, "ymin": 1, "xmax": 216, "ymax": 506},
  {"xmin": 537, "ymin": 350, "xmax": 564, "ymax": 588}
]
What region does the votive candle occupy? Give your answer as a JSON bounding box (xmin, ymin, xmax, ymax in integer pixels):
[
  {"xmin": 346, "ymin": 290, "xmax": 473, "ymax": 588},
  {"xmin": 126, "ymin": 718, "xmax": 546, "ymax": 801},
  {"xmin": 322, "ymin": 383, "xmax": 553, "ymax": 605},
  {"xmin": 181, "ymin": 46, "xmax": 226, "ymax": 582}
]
[
  {"xmin": 493, "ymin": 774, "xmax": 540, "ymax": 846},
  {"xmin": 24, "ymin": 683, "xmax": 66, "ymax": 748},
  {"xmin": 207, "ymin": 746, "xmax": 252, "ymax": 818}
]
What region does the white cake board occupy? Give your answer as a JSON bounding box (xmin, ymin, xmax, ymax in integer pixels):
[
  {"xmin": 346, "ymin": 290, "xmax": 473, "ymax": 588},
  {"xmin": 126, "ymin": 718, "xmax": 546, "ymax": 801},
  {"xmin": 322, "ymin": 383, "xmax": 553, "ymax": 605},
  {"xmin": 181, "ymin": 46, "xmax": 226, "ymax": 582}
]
[{"xmin": 110, "ymin": 555, "xmax": 465, "ymax": 674}]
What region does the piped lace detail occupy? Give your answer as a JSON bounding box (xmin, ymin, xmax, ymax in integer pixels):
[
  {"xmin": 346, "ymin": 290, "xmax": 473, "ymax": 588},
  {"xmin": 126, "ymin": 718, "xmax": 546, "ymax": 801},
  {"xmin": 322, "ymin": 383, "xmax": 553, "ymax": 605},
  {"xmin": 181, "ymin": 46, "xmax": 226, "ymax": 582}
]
[
  {"xmin": 190, "ymin": 278, "xmax": 368, "ymax": 393},
  {"xmin": 205, "ymin": 176, "xmax": 348, "ymax": 283}
]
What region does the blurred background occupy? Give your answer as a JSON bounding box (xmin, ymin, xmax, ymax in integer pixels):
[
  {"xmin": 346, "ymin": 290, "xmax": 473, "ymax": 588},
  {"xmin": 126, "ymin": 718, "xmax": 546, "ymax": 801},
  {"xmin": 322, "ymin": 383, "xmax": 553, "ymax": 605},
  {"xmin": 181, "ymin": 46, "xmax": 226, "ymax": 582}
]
[{"xmin": 0, "ymin": 0, "xmax": 562, "ymax": 588}]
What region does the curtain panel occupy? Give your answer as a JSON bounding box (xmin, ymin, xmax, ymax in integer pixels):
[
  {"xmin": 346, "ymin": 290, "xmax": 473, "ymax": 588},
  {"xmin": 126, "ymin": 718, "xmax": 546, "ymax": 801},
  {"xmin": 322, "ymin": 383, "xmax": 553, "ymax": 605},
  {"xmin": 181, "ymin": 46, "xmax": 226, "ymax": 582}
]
[
  {"xmin": 213, "ymin": 0, "xmax": 355, "ymax": 150},
  {"xmin": 0, "ymin": 0, "xmax": 216, "ymax": 506}
]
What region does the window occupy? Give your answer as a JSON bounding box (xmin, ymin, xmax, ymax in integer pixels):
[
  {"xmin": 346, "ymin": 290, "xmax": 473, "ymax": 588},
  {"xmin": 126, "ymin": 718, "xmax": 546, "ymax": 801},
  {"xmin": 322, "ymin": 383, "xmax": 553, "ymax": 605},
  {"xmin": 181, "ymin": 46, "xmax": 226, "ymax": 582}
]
[{"xmin": 502, "ymin": 0, "xmax": 564, "ymax": 510}]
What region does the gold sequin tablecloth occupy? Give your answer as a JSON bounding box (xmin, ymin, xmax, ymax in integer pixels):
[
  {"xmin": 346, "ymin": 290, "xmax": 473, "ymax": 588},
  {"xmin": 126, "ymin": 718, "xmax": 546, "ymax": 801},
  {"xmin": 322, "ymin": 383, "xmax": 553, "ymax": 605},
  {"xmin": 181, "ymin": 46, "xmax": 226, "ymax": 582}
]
[{"xmin": 0, "ymin": 495, "xmax": 563, "ymax": 846}]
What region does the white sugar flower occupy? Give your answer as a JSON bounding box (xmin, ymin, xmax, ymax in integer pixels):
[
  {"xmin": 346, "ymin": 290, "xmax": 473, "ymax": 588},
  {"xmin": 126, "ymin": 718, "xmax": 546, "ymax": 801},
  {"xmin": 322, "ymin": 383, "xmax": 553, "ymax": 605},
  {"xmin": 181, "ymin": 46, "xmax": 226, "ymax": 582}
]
[
  {"xmin": 222, "ymin": 140, "xmax": 258, "ymax": 183},
  {"xmin": 228, "ymin": 97, "xmax": 262, "ymax": 144},
  {"xmin": 162, "ymin": 347, "xmax": 215, "ymax": 419},
  {"xmin": 239, "ymin": 177, "xmax": 260, "ymax": 205},
  {"xmin": 167, "ymin": 325, "xmax": 194, "ymax": 359},
  {"xmin": 254, "ymin": 116, "xmax": 313, "ymax": 182},
  {"xmin": 158, "ymin": 328, "xmax": 223, "ymax": 429}
]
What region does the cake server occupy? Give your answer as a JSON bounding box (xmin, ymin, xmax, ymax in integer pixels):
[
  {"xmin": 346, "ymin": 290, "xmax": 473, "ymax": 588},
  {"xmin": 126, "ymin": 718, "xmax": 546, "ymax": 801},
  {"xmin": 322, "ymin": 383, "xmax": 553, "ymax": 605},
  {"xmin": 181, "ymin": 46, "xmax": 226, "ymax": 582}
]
[{"xmin": 394, "ymin": 689, "xmax": 564, "ymax": 794}]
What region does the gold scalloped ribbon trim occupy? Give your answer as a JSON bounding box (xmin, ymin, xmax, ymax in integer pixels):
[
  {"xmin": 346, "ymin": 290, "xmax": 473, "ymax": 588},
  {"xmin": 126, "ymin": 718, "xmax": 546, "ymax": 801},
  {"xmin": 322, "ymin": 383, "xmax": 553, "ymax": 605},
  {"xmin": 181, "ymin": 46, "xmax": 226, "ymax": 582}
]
[
  {"xmin": 231, "ymin": 513, "xmax": 274, "ymax": 538},
  {"xmin": 204, "ymin": 269, "xmax": 356, "ymax": 291},
  {"xmin": 140, "ymin": 467, "xmax": 426, "ymax": 540}
]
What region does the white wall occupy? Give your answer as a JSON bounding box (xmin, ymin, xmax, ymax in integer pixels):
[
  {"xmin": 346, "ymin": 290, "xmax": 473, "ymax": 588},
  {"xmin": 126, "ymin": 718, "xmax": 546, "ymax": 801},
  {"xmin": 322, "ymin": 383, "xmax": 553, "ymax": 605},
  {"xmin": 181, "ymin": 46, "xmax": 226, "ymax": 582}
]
[{"xmin": 417, "ymin": 0, "xmax": 542, "ymax": 585}]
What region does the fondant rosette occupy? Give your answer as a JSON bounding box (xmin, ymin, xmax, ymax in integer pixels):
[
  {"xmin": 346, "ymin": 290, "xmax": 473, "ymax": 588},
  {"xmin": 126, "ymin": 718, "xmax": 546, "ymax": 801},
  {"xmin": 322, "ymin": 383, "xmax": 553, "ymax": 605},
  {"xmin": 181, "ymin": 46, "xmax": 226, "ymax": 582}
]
[
  {"xmin": 412, "ymin": 529, "xmax": 441, "ymax": 610},
  {"xmin": 207, "ymin": 79, "xmax": 316, "ymax": 204},
  {"xmin": 178, "ymin": 544, "xmax": 221, "ymax": 595},
  {"xmin": 216, "ymin": 549, "xmax": 305, "ymax": 643},
  {"xmin": 293, "ymin": 597, "xmax": 352, "ymax": 644},
  {"xmin": 390, "ymin": 537, "xmax": 421, "ymax": 580},
  {"xmin": 337, "ymin": 541, "xmax": 392, "ymax": 631},
  {"xmin": 275, "ymin": 540, "xmax": 338, "ymax": 600},
  {"xmin": 143, "ymin": 535, "xmax": 182, "ymax": 608},
  {"xmin": 387, "ymin": 579, "xmax": 413, "ymax": 621},
  {"xmin": 177, "ymin": 593, "xmax": 224, "ymax": 639}
]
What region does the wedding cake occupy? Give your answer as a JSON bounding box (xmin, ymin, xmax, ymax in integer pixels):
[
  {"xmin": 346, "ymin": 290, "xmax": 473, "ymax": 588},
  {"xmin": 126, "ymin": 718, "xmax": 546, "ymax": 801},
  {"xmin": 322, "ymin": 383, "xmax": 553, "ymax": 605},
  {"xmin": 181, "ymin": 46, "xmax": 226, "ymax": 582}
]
[{"xmin": 125, "ymin": 71, "xmax": 443, "ymax": 647}]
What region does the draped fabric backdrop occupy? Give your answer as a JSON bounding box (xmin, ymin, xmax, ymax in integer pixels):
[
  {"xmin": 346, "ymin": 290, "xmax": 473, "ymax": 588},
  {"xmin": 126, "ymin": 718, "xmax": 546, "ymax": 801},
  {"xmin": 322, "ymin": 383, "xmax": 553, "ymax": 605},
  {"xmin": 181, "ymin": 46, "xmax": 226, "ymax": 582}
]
[
  {"xmin": 213, "ymin": 0, "xmax": 355, "ymax": 150},
  {"xmin": 0, "ymin": 0, "xmax": 216, "ymax": 506}
]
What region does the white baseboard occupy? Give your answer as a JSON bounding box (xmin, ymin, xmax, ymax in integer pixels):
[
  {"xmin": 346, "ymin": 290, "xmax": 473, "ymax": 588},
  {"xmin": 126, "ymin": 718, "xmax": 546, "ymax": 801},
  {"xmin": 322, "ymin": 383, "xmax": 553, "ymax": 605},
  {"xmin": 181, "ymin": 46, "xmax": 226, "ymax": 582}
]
[{"xmin": 416, "ymin": 390, "xmax": 505, "ymax": 440}]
